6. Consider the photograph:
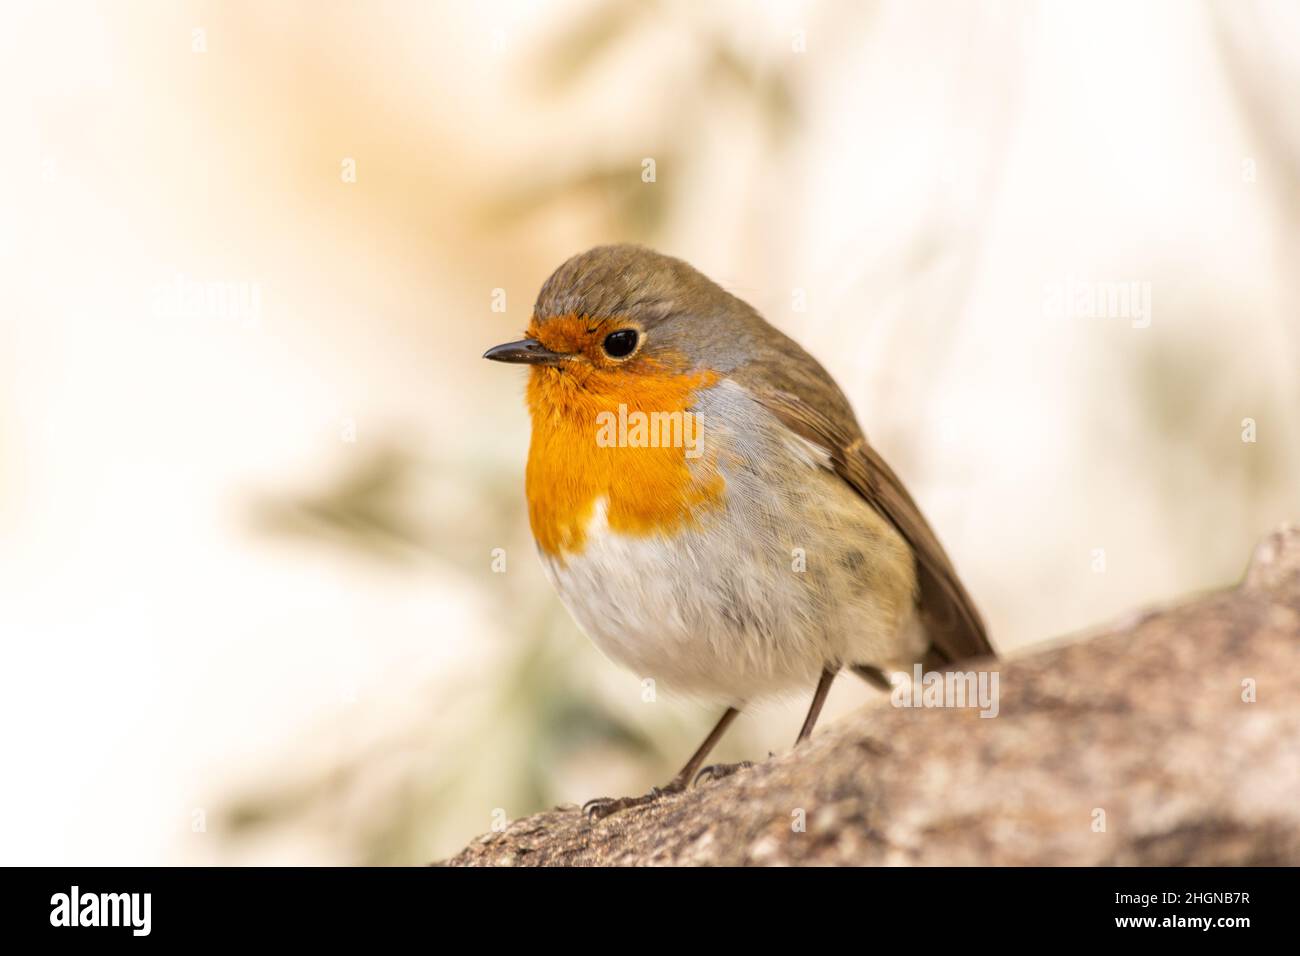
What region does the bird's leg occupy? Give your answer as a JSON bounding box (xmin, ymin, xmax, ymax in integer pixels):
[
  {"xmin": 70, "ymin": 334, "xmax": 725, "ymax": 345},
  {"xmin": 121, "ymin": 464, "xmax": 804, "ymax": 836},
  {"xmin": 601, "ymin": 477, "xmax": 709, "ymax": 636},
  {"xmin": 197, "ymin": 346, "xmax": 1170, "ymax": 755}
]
[
  {"xmin": 584, "ymin": 706, "xmax": 741, "ymax": 821},
  {"xmin": 699, "ymin": 666, "xmax": 840, "ymax": 784},
  {"xmin": 794, "ymin": 666, "xmax": 837, "ymax": 746}
]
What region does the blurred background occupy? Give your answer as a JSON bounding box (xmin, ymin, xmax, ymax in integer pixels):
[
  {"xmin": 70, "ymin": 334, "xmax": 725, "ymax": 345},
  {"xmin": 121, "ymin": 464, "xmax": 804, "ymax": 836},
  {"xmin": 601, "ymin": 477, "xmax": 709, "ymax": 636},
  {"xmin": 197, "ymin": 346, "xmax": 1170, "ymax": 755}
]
[{"xmin": 1, "ymin": 0, "xmax": 1297, "ymax": 864}]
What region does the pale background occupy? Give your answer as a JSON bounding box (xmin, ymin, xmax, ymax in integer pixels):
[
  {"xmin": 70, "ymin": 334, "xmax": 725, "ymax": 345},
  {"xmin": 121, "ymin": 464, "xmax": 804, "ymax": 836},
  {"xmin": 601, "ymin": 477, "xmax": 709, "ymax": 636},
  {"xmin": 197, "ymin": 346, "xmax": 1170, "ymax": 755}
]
[{"xmin": 1, "ymin": 0, "xmax": 1296, "ymax": 864}]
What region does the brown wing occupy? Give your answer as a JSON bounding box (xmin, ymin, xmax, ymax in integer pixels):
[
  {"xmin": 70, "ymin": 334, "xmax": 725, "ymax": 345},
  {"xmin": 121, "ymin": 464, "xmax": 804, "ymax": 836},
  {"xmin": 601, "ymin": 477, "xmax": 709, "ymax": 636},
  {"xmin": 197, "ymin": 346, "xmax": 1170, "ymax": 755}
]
[{"xmin": 735, "ymin": 368, "xmax": 994, "ymax": 665}]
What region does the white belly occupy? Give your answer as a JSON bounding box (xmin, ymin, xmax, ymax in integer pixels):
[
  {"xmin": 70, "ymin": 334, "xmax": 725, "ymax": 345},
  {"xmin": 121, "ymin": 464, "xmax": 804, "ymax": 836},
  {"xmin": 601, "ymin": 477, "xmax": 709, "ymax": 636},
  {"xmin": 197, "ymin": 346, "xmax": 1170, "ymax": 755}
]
[{"xmin": 540, "ymin": 476, "xmax": 921, "ymax": 703}]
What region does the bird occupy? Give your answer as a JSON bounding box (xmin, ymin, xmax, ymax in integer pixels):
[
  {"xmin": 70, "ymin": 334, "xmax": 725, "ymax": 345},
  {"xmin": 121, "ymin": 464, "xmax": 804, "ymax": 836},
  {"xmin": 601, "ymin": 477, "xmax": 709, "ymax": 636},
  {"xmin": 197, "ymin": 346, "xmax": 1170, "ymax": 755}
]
[{"xmin": 484, "ymin": 244, "xmax": 994, "ymax": 819}]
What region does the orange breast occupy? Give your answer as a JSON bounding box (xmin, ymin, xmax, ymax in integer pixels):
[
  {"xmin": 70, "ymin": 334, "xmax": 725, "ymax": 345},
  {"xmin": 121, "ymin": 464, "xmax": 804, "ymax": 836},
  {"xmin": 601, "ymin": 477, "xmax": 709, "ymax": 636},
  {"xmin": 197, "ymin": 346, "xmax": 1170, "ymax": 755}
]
[{"xmin": 523, "ymin": 321, "xmax": 725, "ymax": 558}]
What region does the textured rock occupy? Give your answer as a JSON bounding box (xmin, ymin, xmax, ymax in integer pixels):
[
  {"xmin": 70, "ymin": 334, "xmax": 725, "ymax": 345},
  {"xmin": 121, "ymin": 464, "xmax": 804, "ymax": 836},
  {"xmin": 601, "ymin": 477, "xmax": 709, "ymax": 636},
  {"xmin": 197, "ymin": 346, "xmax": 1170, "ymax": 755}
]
[{"xmin": 443, "ymin": 525, "xmax": 1300, "ymax": 866}]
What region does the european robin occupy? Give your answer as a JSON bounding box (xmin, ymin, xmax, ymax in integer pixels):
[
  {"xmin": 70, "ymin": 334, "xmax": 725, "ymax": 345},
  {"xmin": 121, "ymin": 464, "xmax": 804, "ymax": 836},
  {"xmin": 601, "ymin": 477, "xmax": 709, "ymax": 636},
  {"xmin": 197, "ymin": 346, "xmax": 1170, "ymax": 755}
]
[{"xmin": 486, "ymin": 244, "xmax": 993, "ymax": 819}]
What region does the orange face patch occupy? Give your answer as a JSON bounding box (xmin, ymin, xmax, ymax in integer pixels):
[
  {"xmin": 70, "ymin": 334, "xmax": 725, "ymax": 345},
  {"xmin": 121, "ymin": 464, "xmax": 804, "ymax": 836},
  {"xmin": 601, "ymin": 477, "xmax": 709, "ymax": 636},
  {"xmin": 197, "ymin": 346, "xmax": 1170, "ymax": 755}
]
[{"xmin": 523, "ymin": 315, "xmax": 725, "ymax": 558}]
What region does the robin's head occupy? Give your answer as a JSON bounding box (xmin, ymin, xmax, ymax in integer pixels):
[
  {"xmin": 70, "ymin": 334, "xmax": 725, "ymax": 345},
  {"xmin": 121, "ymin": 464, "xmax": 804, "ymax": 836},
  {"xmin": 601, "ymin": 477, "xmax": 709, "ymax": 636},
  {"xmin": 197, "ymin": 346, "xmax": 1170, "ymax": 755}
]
[
  {"xmin": 486, "ymin": 246, "xmax": 745, "ymax": 554},
  {"xmin": 483, "ymin": 245, "xmax": 758, "ymax": 388}
]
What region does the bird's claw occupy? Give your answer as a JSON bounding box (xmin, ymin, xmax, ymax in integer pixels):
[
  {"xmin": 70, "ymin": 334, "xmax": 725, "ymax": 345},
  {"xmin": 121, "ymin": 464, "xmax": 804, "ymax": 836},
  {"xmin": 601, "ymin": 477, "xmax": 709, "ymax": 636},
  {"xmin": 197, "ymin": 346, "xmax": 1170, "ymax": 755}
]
[
  {"xmin": 583, "ymin": 779, "xmax": 687, "ymax": 822},
  {"xmin": 693, "ymin": 761, "xmax": 753, "ymax": 787}
]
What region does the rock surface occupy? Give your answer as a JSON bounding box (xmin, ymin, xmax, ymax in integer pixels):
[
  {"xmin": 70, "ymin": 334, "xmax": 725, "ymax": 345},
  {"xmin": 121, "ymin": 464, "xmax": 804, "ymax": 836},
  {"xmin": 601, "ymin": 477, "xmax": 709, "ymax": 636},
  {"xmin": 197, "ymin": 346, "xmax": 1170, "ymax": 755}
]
[{"xmin": 443, "ymin": 525, "xmax": 1300, "ymax": 866}]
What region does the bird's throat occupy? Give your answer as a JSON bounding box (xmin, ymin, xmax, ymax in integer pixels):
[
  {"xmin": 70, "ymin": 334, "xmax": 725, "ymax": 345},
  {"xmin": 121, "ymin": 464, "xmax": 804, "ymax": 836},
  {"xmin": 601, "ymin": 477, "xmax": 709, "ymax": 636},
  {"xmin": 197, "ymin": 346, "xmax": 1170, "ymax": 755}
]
[{"xmin": 524, "ymin": 364, "xmax": 725, "ymax": 558}]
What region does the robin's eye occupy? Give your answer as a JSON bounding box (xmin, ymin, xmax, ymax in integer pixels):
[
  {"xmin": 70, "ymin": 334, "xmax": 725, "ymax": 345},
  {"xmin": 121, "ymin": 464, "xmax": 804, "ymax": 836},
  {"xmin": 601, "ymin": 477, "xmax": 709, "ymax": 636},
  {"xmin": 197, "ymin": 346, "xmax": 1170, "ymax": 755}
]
[{"xmin": 602, "ymin": 329, "xmax": 639, "ymax": 359}]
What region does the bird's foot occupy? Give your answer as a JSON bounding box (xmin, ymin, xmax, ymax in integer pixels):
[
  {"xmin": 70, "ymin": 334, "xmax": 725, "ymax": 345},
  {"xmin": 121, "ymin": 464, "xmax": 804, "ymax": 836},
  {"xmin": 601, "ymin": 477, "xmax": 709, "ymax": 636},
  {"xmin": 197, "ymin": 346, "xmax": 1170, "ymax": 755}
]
[
  {"xmin": 583, "ymin": 779, "xmax": 686, "ymax": 822},
  {"xmin": 693, "ymin": 761, "xmax": 754, "ymax": 787}
]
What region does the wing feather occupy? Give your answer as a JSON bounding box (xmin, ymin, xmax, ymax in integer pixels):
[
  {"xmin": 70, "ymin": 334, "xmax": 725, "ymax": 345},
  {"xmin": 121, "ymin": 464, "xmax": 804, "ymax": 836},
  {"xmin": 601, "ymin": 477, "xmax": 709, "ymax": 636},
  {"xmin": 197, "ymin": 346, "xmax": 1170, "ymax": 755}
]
[{"xmin": 745, "ymin": 383, "xmax": 994, "ymax": 665}]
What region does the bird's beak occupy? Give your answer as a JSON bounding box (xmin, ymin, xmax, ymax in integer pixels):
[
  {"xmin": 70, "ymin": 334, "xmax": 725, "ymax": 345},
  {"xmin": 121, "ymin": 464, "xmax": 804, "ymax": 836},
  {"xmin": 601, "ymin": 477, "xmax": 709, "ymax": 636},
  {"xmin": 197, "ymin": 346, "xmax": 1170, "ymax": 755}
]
[{"xmin": 482, "ymin": 338, "xmax": 567, "ymax": 366}]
